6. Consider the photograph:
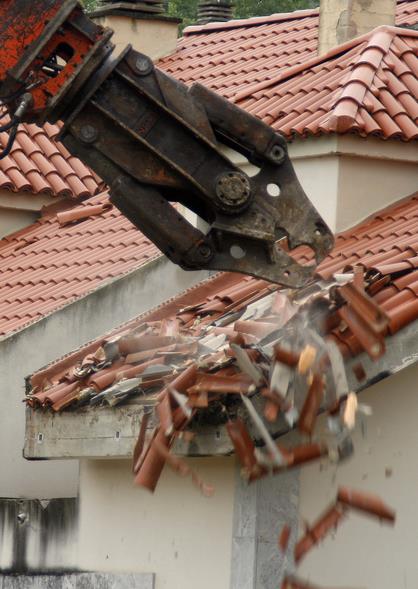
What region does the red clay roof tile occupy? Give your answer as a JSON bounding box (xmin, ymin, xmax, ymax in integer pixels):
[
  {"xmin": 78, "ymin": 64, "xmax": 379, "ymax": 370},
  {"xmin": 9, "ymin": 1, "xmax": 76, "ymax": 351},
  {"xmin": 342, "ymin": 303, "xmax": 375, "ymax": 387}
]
[
  {"xmin": 236, "ymin": 26, "xmax": 418, "ymax": 141},
  {"xmin": 0, "ymin": 116, "xmax": 103, "ymax": 199},
  {"xmin": 0, "ymin": 192, "xmax": 161, "ymax": 336}
]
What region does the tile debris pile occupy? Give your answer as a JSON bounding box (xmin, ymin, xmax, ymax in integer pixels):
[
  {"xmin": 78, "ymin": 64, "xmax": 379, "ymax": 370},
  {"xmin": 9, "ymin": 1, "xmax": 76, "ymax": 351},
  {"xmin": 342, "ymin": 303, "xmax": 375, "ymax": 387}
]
[
  {"xmin": 0, "ymin": 117, "xmax": 103, "ymax": 198},
  {"xmin": 238, "ymin": 26, "xmax": 418, "ymax": 141},
  {"xmin": 159, "ymin": 1, "xmax": 417, "ymax": 105},
  {"xmin": 26, "ymin": 266, "xmax": 390, "ymax": 480},
  {"xmin": 28, "ymin": 190, "xmax": 418, "ymax": 410}
]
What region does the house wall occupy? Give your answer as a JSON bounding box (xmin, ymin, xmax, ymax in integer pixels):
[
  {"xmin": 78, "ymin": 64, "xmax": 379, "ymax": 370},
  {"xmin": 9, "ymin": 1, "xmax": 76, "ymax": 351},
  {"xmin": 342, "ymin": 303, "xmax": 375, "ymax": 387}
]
[
  {"xmin": 298, "ymin": 363, "xmax": 418, "ymax": 588},
  {"xmin": 92, "ymin": 15, "xmax": 179, "ymax": 61},
  {"xmin": 336, "ymin": 139, "xmax": 418, "ymax": 231},
  {"xmin": 0, "ymin": 209, "xmax": 38, "ymax": 239},
  {"xmin": 288, "ymin": 135, "xmax": 418, "ymax": 232},
  {"xmin": 0, "ymin": 191, "xmax": 60, "ymax": 238},
  {"xmin": 318, "ymin": 0, "xmax": 396, "ymax": 55},
  {"xmin": 0, "ymin": 256, "xmax": 208, "ymax": 501},
  {"xmin": 77, "ymin": 457, "xmax": 235, "ymax": 589}
]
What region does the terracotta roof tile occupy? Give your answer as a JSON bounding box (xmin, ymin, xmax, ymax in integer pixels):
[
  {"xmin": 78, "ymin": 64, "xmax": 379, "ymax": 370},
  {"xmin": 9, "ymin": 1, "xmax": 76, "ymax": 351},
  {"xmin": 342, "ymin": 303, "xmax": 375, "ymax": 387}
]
[
  {"xmin": 0, "ymin": 192, "xmax": 161, "ymax": 336},
  {"xmin": 236, "ymin": 26, "xmax": 418, "ymax": 141},
  {"xmin": 0, "ymin": 116, "xmax": 103, "ymax": 199},
  {"xmin": 159, "ymin": 9, "xmax": 320, "ymax": 99},
  {"xmin": 158, "ymin": 0, "xmax": 418, "ymax": 117}
]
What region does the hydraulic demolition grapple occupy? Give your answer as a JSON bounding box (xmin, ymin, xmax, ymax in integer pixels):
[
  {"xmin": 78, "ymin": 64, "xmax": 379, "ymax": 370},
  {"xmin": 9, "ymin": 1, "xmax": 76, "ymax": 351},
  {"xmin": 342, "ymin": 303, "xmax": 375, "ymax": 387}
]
[{"xmin": 0, "ymin": 0, "xmax": 334, "ymax": 286}]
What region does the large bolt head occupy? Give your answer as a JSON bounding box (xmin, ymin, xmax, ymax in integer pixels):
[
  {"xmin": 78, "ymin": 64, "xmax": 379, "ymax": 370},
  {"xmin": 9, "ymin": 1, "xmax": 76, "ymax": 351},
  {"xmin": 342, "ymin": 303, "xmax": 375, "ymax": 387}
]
[
  {"xmin": 79, "ymin": 124, "xmax": 98, "ymax": 144},
  {"xmin": 269, "ymin": 144, "xmax": 286, "ymax": 163},
  {"xmin": 135, "ymin": 55, "xmax": 153, "ymax": 75},
  {"xmin": 215, "ymin": 172, "xmax": 251, "ymax": 211}
]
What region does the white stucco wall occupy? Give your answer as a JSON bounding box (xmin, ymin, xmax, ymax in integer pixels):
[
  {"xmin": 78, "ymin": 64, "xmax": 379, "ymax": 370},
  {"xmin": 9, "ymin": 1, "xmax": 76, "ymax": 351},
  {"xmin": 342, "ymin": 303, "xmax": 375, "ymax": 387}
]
[
  {"xmin": 337, "ymin": 149, "xmax": 418, "ymax": 232},
  {"xmin": 0, "ymin": 257, "xmax": 208, "ymax": 500},
  {"xmin": 288, "ymin": 135, "xmax": 418, "ymax": 233},
  {"xmin": 0, "ymin": 208, "xmax": 38, "ymax": 238},
  {"xmin": 78, "ymin": 457, "xmax": 235, "ymax": 589},
  {"xmin": 298, "ymin": 363, "xmax": 418, "ymax": 588},
  {"xmin": 0, "ymin": 190, "xmax": 61, "ymax": 238}
]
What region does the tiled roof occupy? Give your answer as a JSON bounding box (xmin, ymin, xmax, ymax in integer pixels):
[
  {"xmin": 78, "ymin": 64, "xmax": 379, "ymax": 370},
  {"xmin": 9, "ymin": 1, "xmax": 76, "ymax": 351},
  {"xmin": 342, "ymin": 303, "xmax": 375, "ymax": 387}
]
[
  {"xmin": 238, "ymin": 26, "xmax": 418, "ymax": 141},
  {"xmin": 158, "ymin": 1, "xmax": 418, "ymax": 104},
  {"xmin": 28, "ymin": 190, "xmax": 418, "ymax": 410},
  {"xmin": 0, "ymin": 119, "xmax": 103, "ymax": 199},
  {"xmin": 0, "ymin": 192, "xmax": 160, "ymax": 336},
  {"xmin": 317, "ymin": 192, "xmax": 418, "ymax": 338},
  {"xmin": 159, "ymin": 9, "xmax": 320, "ymax": 100}
]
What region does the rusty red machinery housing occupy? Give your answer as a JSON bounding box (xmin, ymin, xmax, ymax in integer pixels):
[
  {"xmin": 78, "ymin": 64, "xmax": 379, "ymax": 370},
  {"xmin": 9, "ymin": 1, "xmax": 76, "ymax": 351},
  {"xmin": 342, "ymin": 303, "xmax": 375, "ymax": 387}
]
[{"xmin": 0, "ymin": 0, "xmax": 334, "ymax": 286}]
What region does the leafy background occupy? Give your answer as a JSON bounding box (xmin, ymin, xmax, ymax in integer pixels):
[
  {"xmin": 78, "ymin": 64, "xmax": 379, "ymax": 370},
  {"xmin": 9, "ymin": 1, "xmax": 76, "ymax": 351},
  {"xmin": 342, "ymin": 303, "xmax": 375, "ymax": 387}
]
[{"xmin": 81, "ymin": 0, "xmax": 319, "ymax": 31}]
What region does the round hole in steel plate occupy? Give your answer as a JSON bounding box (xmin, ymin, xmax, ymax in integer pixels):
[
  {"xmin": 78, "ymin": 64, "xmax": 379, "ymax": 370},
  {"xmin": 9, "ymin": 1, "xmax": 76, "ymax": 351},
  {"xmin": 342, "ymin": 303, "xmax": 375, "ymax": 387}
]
[
  {"xmin": 230, "ymin": 245, "xmax": 246, "ymax": 259},
  {"xmin": 267, "ymin": 183, "xmax": 281, "ymax": 197}
]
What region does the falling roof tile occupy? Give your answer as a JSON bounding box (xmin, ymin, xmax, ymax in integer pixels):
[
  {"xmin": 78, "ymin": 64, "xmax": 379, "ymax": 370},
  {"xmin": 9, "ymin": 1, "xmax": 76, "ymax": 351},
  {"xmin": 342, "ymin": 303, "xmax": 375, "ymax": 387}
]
[{"xmin": 0, "ymin": 192, "xmax": 161, "ymax": 337}]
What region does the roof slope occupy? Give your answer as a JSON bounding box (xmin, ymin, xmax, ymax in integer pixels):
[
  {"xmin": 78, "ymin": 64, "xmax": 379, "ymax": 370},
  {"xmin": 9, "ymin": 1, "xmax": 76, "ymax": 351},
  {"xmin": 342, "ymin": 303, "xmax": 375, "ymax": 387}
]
[
  {"xmin": 29, "ymin": 190, "xmax": 418, "ymax": 410},
  {"xmin": 0, "ymin": 120, "xmax": 103, "ymax": 199},
  {"xmin": 0, "ymin": 192, "xmax": 160, "ymax": 336},
  {"xmin": 158, "ymin": 1, "xmax": 418, "ymax": 103},
  {"xmin": 238, "ymin": 26, "xmax": 418, "ymax": 141}
]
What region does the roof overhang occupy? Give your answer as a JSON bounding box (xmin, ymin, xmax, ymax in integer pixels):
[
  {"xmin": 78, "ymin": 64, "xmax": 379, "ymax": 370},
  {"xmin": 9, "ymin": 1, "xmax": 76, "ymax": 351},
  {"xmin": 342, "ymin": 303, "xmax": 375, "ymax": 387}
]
[{"xmin": 24, "ymin": 315, "xmax": 418, "ymax": 460}]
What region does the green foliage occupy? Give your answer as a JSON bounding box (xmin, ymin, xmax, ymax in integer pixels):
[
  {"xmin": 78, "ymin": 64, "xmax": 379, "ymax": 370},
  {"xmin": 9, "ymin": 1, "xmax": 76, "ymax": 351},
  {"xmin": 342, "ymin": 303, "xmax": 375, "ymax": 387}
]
[
  {"xmin": 234, "ymin": 0, "xmax": 319, "ymax": 19},
  {"xmin": 79, "ymin": 0, "xmax": 319, "ymax": 30},
  {"xmin": 168, "ymin": 0, "xmax": 319, "ymax": 31},
  {"xmin": 80, "ymin": 0, "xmax": 99, "ymax": 11},
  {"xmin": 168, "ymin": 0, "xmax": 198, "ymax": 29}
]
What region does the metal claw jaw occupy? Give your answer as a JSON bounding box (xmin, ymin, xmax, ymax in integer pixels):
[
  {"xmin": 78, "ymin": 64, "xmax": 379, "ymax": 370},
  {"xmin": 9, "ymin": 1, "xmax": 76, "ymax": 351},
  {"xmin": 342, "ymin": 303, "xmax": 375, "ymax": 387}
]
[
  {"xmin": 202, "ymin": 159, "xmax": 334, "ymax": 287},
  {"xmin": 0, "ymin": 0, "xmax": 333, "ymax": 289}
]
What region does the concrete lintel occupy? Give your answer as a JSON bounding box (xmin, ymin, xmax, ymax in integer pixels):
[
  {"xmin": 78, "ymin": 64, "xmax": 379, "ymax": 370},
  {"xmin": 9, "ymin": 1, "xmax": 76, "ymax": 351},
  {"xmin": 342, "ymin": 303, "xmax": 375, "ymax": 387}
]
[{"xmin": 24, "ymin": 403, "xmax": 233, "ymax": 460}]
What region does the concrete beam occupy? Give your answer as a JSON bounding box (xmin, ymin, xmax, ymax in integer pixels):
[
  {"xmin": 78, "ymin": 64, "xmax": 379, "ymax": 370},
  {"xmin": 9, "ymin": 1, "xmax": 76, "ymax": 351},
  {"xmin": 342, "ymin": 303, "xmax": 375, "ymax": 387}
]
[{"xmin": 24, "ymin": 402, "xmax": 233, "ymax": 460}]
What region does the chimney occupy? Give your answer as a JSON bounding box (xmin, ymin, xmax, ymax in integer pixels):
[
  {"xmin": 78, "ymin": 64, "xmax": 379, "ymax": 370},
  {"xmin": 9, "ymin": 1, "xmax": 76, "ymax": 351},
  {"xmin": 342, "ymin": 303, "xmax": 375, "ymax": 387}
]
[
  {"xmin": 197, "ymin": 0, "xmax": 233, "ymax": 25},
  {"xmin": 318, "ymin": 0, "xmax": 396, "ymax": 55},
  {"xmin": 90, "ymin": 0, "xmax": 181, "ymax": 61}
]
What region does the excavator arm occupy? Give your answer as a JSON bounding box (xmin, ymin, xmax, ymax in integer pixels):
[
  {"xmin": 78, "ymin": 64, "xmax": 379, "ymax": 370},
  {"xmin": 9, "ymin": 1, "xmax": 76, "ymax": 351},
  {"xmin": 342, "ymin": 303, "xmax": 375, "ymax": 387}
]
[{"xmin": 0, "ymin": 0, "xmax": 334, "ymax": 287}]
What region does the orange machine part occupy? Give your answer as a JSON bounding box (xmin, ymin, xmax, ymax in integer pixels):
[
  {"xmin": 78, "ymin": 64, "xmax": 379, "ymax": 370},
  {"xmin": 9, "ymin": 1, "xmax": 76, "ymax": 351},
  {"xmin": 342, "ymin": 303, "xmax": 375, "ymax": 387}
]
[{"xmin": 0, "ymin": 0, "xmax": 65, "ymax": 80}]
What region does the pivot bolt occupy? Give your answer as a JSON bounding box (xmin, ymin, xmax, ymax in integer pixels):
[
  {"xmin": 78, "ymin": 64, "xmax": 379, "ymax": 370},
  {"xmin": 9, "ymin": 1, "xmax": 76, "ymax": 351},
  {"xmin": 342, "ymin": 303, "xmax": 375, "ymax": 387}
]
[
  {"xmin": 269, "ymin": 144, "xmax": 285, "ymax": 163},
  {"xmin": 79, "ymin": 124, "xmax": 98, "ymax": 144},
  {"xmin": 215, "ymin": 172, "xmax": 251, "ymax": 211},
  {"xmin": 135, "ymin": 55, "xmax": 153, "ymax": 75},
  {"xmin": 198, "ymin": 244, "xmax": 213, "ymax": 261}
]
